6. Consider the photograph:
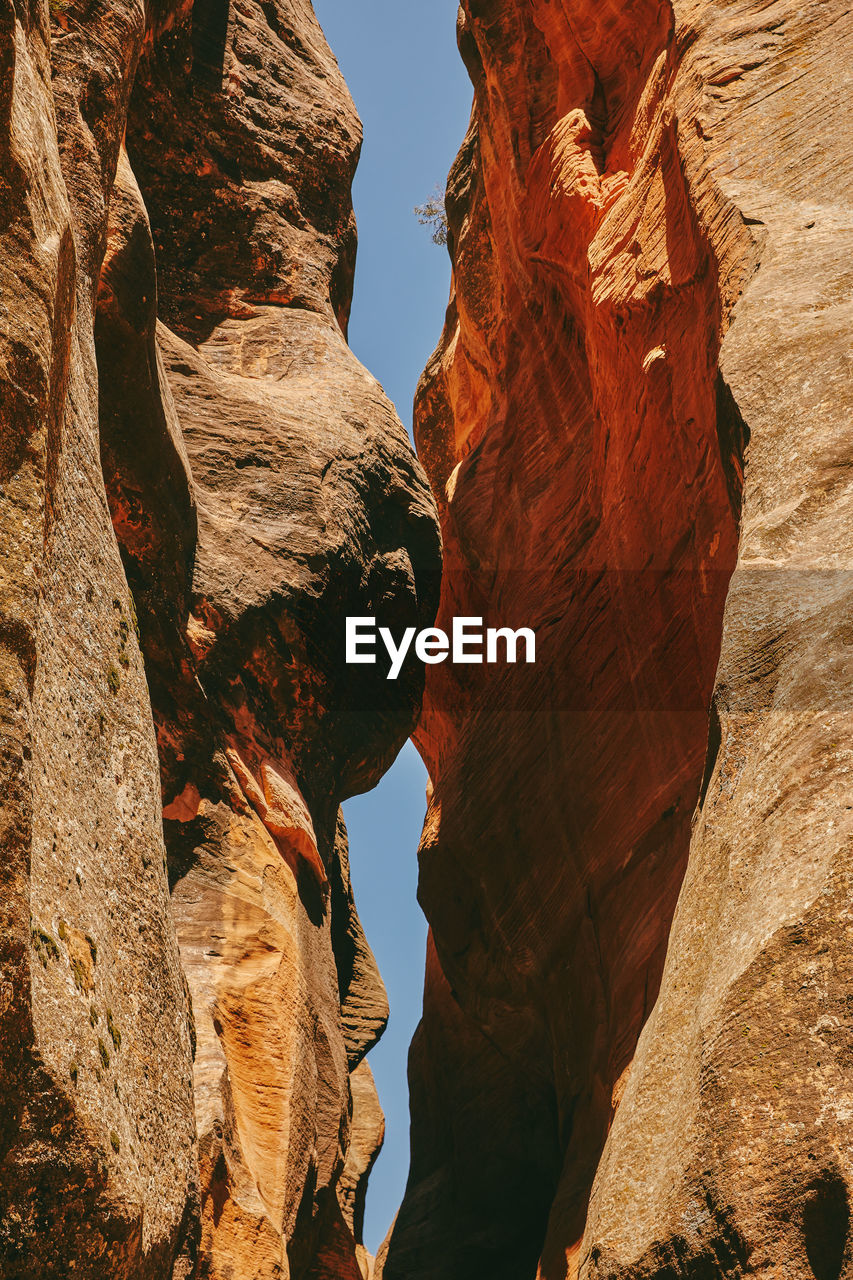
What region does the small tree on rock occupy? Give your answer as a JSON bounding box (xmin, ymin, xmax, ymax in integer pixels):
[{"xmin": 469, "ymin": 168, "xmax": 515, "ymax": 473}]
[{"xmin": 415, "ymin": 185, "xmax": 448, "ymax": 246}]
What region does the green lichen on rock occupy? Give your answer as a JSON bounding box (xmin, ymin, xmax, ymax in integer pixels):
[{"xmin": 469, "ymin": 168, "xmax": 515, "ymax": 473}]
[
  {"xmin": 71, "ymin": 957, "xmax": 89, "ymax": 992},
  {"xmin": 107, "ymin": 1009, "xmax": 121, "ymax": 1051},
  {"xmin": 31, "ymin": 925, "xmax": 60, "ymax": 966}
]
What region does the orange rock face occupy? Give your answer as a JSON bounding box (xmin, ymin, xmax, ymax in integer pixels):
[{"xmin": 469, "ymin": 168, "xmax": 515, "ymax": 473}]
[
  {"xmin": 5, "ymin": 0, "xmax": 850, "ymax": 1274},
  {"xmin": 387, "ymin": 1, "xmax": 853, "ymax": 1278}
]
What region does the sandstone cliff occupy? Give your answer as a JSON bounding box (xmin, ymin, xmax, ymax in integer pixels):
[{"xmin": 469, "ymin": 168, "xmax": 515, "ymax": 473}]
[
  {"xmin": 0, "ymin": 4, "xmax": 197, "ymax": 1270},
  {"xmin": 0, "ymin": 0, "xmax": 439, "ymax": 1276},
  {"xmin": 385, "ymin": 2, "xmax": 853, "ymax": 1279}
]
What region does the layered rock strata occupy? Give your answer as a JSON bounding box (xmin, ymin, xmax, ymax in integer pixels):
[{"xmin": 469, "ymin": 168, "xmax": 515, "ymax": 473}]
[
  {"xmin": 0, "ymin": 0, "xmax": 439, "ymax": 1276},
  {"xmin": 386, "ymin": 2, "xmax": 853, "ymax": 1278}
]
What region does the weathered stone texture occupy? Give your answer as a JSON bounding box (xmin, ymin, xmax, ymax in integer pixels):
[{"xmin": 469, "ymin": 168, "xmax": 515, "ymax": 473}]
[
  {"xmin": 387, "ymin": 2, "xmax": 853, "ymax": 1278},
  {"xmin": 1, "ymin": 0, "xmax": 439, "ymax": 1276},
  {"xmin": 116, "ymin": 6, "xmax": 440, "ymax": 1273},
  {"xmin": 580, "ymin": 4, "xmax": 853, "ymax": 1277},
  {"xmin": 0, "ymin": 0, "xmax": 197, "ymax": 1273}
]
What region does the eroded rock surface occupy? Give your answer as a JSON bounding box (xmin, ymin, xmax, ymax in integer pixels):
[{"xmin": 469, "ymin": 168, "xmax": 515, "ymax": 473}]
[
  {"xmin": 1, "ymin": 0, "xmax": 439, "ymax": 1276},
  {"xmin": 580, "ymin": 4, "xmax": 853, "ymax": 1278},
  {"xmin": 0, "ymin": 1, "xmax": 197, "ymax": 1273},
  {"xmin": 387, "ymin": 2, "xmax": 853, "ymax": 1279},
  {"xmin": 117, "ymin": 8, "xmax": 440, "ymax": 1273}
]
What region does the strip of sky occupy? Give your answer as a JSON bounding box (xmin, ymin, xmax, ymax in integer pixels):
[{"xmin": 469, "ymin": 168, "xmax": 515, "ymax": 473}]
[{"xmin": 310, "ymin": 0, "xmax": 471, "ymax": 1253}]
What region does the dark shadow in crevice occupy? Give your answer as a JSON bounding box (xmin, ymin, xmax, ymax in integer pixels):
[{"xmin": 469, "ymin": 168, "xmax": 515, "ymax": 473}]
[
  {"xmin": 191, "ymin": 0, "xmax": 230, "ymax": 90},
  {"xmin": 715, "ymin": 370, "xmax": 751, "ymax": 527},
  {"xmin": 804, "ymin": 1170, "xmax": 849, "ymax": 1280}
]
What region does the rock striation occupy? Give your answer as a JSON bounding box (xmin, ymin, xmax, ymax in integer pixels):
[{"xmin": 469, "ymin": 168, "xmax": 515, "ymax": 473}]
[
  {"xmin": 0, "ymin": 0, "xmax": 439, "ymax": 1277},
  {"xmin": 0, "ymin": 2, "xmax": 198, "ymax": 1272},
  {"xmin": 385, "ymin": 2, "xmax": 853, "ymax": 1279}
]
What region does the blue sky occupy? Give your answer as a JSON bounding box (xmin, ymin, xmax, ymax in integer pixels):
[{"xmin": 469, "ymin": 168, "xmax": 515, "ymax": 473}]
[
  {"xmin": 310, "ymin": 0, "xmax": 472, "ymax": 1255},
  {"xmin": 340, "ymin": 741, "xmax": 430, "ymax": 1252},
  {"xmin": 313, "ymin": 0, "xmax": 471, "ymax": 441}
]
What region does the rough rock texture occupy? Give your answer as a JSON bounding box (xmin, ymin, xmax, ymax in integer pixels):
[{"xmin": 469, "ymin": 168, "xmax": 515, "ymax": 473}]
[
  {"xmin": 579, "ymin": 5, "xmax": 853, "ymax": 1278},
  {"xmin": 0, "ymin": 1, "xmax": 197, "ymax": 1273},
  {"xmin": 1, "ymin": 0, "xmax": 439, "ymax": 1276},
  {"xmin": 387, "ymin": 2, "xmax": 853, "ymax": 1278},
  {"xmin": 116, "ymin": 6, "xmax": 440, "ymax": 1273}
]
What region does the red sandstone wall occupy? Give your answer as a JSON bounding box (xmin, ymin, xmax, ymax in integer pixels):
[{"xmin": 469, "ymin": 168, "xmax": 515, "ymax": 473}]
[{"xmin": 384, "ymin": 2, "xmax": 853, "ymax": 1277}]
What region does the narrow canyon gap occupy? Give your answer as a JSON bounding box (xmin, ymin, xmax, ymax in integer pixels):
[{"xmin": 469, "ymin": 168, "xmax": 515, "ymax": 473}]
[{"xmin": 308, "ymin": 0, "xmax": 471, "ymax": 1251}]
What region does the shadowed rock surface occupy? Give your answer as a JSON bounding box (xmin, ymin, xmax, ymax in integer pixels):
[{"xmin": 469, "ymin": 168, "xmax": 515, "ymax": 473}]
[
  {"xmin": 383, "ymin": 2, "xmax": 853, "ymax": 1279},
  {"xmin": 0, "ymin": 0, "xmax": 439, "ymax": 1276}
]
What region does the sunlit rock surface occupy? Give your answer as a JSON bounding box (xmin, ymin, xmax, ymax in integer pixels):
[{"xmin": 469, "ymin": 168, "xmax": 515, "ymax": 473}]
[
  {"xmin": 118, "ymin": 2, "xmax": 441, "ymax": 1275},
  {"xmin": 0, "ymin": 0, "xmax": 439, "ymax": 1276},
  {"xmin": 0, "ymin": 2, "xmax": 197, "ymax": 1271},
  {"xmin": 384, "ymin": 2, "xmax": 853, "ymax": 1278},
  {"xmin": 5, "ymin": 0, "xmax": 850, "ymax": 1273}
]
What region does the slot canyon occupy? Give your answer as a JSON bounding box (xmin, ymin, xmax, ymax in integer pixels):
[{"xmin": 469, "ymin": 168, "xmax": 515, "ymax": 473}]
[{"xmin": 0, "ymin": 0, "xmax": 851, "ymax": 1277}]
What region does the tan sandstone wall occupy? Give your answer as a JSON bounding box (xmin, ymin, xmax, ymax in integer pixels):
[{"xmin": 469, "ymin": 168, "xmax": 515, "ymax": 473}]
[{"xmin": 0, "ymin": 1, "xmax": 440, "ymax": 1276}]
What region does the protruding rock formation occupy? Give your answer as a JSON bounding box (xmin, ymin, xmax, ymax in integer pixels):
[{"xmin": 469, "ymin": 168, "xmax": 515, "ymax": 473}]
[
  {"xmin": 115, "ymin": 7, "xmax": 440, "ymax": 1273},
  {"xmin": 387, "ymin": 2, "xmax": 853, "ymax": 1278},
  {"xmin": 1, "ymin": 0, "xmax": 439, "ymax": 1276}
]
